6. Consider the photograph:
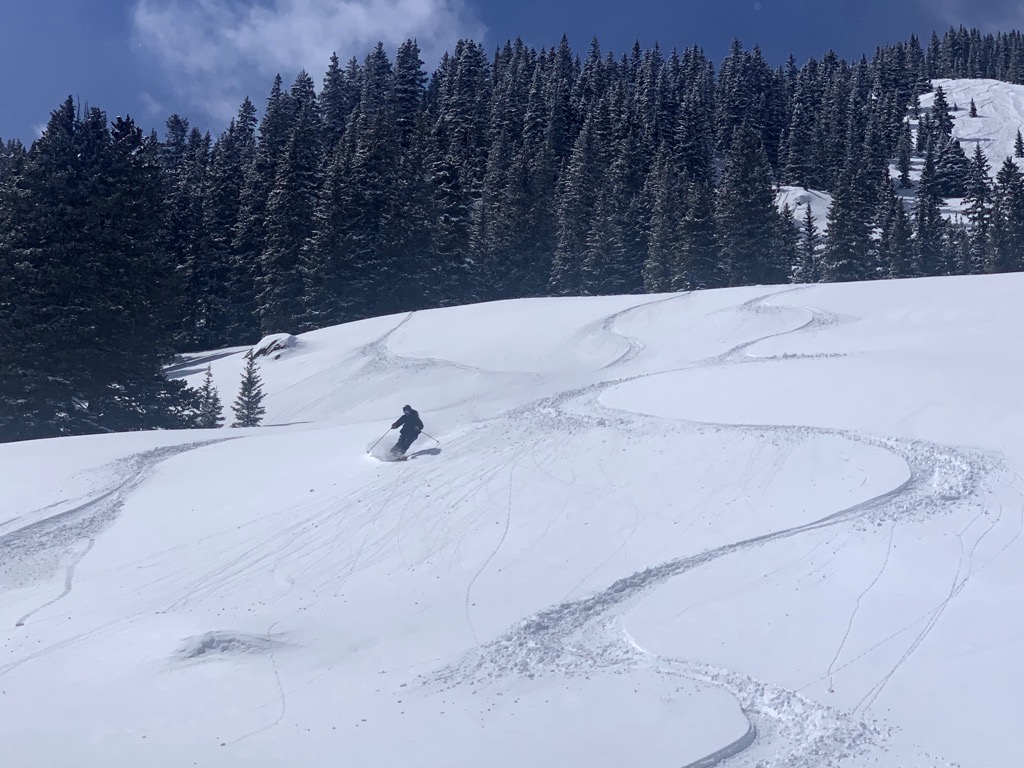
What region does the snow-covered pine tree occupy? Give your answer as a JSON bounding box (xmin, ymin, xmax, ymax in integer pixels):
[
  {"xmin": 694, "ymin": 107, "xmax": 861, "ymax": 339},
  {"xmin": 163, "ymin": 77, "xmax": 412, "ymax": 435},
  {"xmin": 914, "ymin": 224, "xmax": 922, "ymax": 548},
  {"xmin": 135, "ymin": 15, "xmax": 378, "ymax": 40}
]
[
  {"xmin": 1016, "ymin": 129, "xmax": 1024, "ymax": 159},
  {"xmin": 232, "ymin": 353, "xmax": 266, "ymax": 428},
  {"xmin": 989, "ymin": 156, "xmax": 1024, "ymax": 273},
  {"xmin": 320, "ymin": 52, "xmax": 360, "ymax": 156},
  {"xmin": 934, "ymin": 139, "xmax": 972, "ymax": 197},
  {"xmin": 258, "ymin": 71, "xmax": 321, "ymax": 335},
  {"xmin": 235, "ymin": 76, "xmax": 294, "ymax": 332},
  {"xmin": 964, "ymin": 143, "xmax": 992, "ymax": 274},
  {"xmin": 677, "ymin": 180, "xmax": 720, "ymax": 290},
  {"xmin": 777, "ymin": 203, "xmax": 800, "ymax": 283},
  {"xmin": 716, "ymin": 122, "xmax": 786, "ymax": 286},
  {"xmin": 550, "ymin": 99, "xmax": 610, "ymax": 295},
  {"xmin": 795, "ymin": 203, "xmax": 820, "ymax": 283},
  {"xmin": 915, "ymin": 146, "xmax": 947, "ymax": 276},
  {"xmin": 641, "ymin": 149, "xmax": 683, "ymax": 292},
  {"xmin": 897, "ymin": 120, "xmax": 914, "ymax": 188},
  {"xmin": 196, "ymin": 365, "xmax": 224, "ymax": 428},
  {"xmin": 218, "ymin": 98, "xmax": 260, "ymax": 346},
  {"xmin": 916, "ymin": 112, "xmax": 932, "ymax": 154},
  {"xmin": 969, "ymin": 98, "xmax": 978, "ymax": 118}
]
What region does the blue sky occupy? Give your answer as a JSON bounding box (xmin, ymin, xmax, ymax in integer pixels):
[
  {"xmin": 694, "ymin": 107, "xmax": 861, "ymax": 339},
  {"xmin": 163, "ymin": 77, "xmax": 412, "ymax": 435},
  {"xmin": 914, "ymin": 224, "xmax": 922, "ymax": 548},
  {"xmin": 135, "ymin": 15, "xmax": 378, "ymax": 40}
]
[{"xmin": 0, "ymin": 0, "xmax": 1020, "ymax": 142}]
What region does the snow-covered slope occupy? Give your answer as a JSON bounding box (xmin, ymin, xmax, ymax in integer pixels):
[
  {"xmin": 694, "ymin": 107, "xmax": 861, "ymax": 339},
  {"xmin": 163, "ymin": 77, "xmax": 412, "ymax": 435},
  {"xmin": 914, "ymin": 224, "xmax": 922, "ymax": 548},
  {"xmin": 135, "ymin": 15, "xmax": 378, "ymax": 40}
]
[
  {"xmin": 3, "ymin": 275, "xmax": 1024, "ymax": 768},
  {"xmin": 777, "ymin": 185, "xmax": 833, "ymax": 232},
  {"xmin": 781, "ymin": 78, "xmax": 1024, "ymax": 226},
  {"xmin": 925, "ymin": 77, "xmax": 1024, "ymax": 175}
]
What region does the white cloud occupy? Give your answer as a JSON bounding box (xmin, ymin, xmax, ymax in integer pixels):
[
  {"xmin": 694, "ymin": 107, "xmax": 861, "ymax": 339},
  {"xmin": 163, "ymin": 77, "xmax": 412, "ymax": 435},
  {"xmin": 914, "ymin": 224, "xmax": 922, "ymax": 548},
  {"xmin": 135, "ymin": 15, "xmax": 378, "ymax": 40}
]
[
  {"xmin": 139, "ymin": 92, "xmax": 164, "ymax": 117},
  {"xmin": 920, "ymin": 0, "xmax": 1024, "ymax": 31},
  {"xmin": 131, "ymin": 0, "xmax": 484, "ymax": 121}
]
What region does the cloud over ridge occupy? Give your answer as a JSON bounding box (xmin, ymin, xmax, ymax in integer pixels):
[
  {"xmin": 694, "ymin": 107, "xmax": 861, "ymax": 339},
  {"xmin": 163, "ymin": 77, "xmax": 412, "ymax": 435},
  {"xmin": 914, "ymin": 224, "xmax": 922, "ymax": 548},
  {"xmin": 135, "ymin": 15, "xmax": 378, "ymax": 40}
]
[
  {"xmin": 920, "ymin": 0, "xmax": 1024, "ymax": 31},
  {"xmin": 132, "ymin": 0, "xmax": 483, "ymax": 120}
]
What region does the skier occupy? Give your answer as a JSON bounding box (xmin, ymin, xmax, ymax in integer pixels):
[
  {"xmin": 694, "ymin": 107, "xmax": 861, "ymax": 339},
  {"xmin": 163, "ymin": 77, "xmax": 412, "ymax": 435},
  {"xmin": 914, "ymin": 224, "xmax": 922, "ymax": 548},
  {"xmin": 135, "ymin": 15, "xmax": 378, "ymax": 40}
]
[{"xmin": 389, "ymin": 405, "xmax": 423, "ymax": 459}]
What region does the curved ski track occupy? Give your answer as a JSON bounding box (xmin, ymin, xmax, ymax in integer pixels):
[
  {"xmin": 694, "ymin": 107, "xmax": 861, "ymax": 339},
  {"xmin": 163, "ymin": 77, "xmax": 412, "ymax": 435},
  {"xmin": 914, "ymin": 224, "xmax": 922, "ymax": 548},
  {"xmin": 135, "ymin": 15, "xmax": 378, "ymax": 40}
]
[
  {"xmin": 422, "ymin": 288, "xmax": 1015, "ymax": 768},
  {"xmin": 1, "ymin": 439, "xmax": 231, "ymax": 656}
]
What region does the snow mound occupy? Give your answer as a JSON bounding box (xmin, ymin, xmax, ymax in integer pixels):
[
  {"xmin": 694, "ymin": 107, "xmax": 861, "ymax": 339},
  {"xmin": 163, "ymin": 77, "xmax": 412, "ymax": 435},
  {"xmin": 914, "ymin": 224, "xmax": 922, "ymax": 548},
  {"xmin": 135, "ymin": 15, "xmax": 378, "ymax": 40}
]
[
  {"xmin": 175, "ymin": 630, "xmax": 284, "ymax": 660},
  {"xmin": 777, "ymin": 185, "xmax": 833, "ymax": 233},
  {"xmin": 251, "ymin": 333, "xmax": 297, "ymax": 360}
]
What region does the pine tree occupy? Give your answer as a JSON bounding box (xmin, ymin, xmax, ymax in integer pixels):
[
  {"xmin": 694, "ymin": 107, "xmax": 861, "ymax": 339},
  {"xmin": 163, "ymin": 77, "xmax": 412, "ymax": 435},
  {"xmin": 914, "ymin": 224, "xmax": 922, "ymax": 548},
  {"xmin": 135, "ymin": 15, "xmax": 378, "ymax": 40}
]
[
  {"xmin": 716, "ymin": 122, "xmax": 786, "ymax": 285},
  {"xmin": 884, "ymin": 195, "xmax": 917, "ymax": 278},
  {"xmin": 550, "ymin": 100, "xmax": 611, "ymax": 294},
  {"xmin": 0, "ymin": 100, "xmax": 193, "ymax": 441},
  {"xmin": 795, "ymin": 203, "xmax": 821, "ymax": 283},
  {"xmin": 822, "ymin": 177, "xmax": 874, "ymax": 282},
  {"xmin": 235, "ymin": 76, "xmax": 294, "ymax": 333},
  {"xmin": 163, "ymin": 124, "xmax": 212, "ymax": 349},
  {"xmin": 969, "ymin": 98, "xmax": 978, "ymax": 117},
  {"xmin": 232, "ymin": 353, "xmax": 266, "ymax": 428},
  {"xmin": 964, "ymin": 143, "xmax": 992, "ymax": 273},
  {"xmin": 220, "ymin": 98, "xmax": 261, "ymax": 344},
  {"xmin": 196, "ymin": 365, "xmax": 224, "ymax": 428},
  {"xmin": 258, "ymin": 71, "xmax": 321, "ymax": 334},
  {"xmin": 777, "ymin": 203, "xmax": 800, "ymax": 283},
  {"xmin": 1016, "ymin": 129, "xmax": 1024, "ymax": 158},
  {"xmin": 934, "ymin": 139, "xmax": 972, "ymax": 197},
  {"xmin": 642, "ymin": 149, "xmax": 684, "ymax": 292},
  {"xmin": 897, "ymin": 119, "xmax": 914, "ymax": 189},
  {"xmin": 321, "ymin": 53, "xmax": 360, "ymax": 154},
  {"xmin": 677, "ymin": 180, "xmax": 720, "ymax": 290},
  {"xmin": 915, "ymin": 146, "xmax": 947, "ymax": 276},
  {"xmin": 930, "ymin": 86, "xmax": 955, "ymax": 144},
  {"xmin": 989, "ymin": 156, "xmax": 1024, "ymax": 272}
]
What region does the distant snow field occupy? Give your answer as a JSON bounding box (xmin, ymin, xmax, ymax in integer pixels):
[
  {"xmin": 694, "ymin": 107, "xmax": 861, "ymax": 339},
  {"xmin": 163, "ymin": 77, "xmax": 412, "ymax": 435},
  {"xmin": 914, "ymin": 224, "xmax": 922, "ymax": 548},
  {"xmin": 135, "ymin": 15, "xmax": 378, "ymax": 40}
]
[
  {"xmin": 780, "ymin": 78, "xmax": 1024, "ymax": 228},
  {"xmin": 2, "ymin": 272, "xmax": 1023, "ymax": 767}
]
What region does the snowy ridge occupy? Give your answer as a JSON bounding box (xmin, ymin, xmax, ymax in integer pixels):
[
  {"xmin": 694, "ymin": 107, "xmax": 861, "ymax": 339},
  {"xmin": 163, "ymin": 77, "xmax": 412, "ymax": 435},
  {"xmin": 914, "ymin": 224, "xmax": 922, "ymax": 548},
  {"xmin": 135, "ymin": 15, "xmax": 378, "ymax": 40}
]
[{"xmin": 2, "ymin": 275, "xmax": 1024, "ymax": 767}]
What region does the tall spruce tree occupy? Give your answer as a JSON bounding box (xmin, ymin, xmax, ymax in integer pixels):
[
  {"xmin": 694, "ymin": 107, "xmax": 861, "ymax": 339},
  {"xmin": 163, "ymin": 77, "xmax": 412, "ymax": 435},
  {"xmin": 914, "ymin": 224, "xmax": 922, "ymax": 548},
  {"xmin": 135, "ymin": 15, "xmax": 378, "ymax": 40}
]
[
  {"xmin": 964, "ymin": 143, "xmax": 992, "ymax": 273},
  {"xmin": 934, "ymin": 139, "xmax": 971, "ymax": 197},
  {"xmin": 258, "ymin": 71, "xmax": 321, "ymax": 333},
  {"xmin": 989, "ymin": 156, "xmax": 1024, "ymax": 272},
  {"xmin": 897, "ymin": 119, "xmax": 914, "ymax": 189},
  {"xmin": 915, "ymin": 146, "xmax": 947, "ymax": 276},
  {"xmin": 550, "ymin": 100, "xmax": 612, "ymax": 294},
  {"xmin": 716, "ymin": 122, "xmax": 786, "ymax": 285},
  {"xmin": 235, "ymin": 75, "xmax": 294, "ymax": 332},
  {"xmin": 794, "ymin": 204, "xmax": 821, "ymax": 283}
]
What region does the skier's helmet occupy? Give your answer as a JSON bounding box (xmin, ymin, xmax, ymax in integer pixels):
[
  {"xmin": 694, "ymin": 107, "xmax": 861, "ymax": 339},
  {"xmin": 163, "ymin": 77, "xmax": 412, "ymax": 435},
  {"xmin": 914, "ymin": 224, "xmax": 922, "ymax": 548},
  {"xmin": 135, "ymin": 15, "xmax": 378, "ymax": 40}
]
[{"xmin": 403, "ymin": 404, "xmax": 412, "ymax": 413}]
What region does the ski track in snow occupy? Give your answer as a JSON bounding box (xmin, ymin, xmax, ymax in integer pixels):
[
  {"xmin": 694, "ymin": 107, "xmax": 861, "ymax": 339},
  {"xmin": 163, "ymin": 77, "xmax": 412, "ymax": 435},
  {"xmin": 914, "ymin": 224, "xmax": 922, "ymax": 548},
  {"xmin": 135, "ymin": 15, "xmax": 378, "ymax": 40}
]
[
  {"xmin": 5, "ymin": 285, "xmax": 1017, "ymax": 766},
  {"xmin": 421, "ymin": 288, "xmax": 1011, "ymax": 768},
  {"xmin": 0, "ymin": 440, "xmax": 231, "ymax": 658}
]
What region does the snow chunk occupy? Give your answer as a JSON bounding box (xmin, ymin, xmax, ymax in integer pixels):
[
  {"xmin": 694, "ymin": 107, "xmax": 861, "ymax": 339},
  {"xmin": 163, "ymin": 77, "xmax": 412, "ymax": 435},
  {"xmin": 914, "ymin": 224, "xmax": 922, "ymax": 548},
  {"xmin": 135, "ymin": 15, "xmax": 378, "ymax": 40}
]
[
  {"xmin": 175, "ymin": 630, "xmax": 284, "ymax": 660},
  {"xmin": 251, "ymin": 333, "xmax": 297, "ymax": 360}
]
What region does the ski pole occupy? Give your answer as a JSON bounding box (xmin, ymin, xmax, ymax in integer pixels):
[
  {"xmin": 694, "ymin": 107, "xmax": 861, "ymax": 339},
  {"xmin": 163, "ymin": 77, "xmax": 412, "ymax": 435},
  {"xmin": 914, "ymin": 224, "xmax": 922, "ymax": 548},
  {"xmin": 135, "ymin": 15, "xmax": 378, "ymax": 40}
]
[
  {"xmin": 421, "ymin": 431, "xmax": 440, "ymax": 445},
  {"xmin": 367, "ymin": 427, "xmax": 392, "ymax": 453}
]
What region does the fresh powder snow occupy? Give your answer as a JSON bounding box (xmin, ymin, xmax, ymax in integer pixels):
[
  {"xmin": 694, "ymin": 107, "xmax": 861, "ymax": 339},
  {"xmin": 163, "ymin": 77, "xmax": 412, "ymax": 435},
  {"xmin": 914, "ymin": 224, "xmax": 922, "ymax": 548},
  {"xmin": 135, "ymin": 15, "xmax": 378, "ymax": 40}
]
[{"xmin": 2, "ymin": 274, "xmax": 1023, "ymax": 768}]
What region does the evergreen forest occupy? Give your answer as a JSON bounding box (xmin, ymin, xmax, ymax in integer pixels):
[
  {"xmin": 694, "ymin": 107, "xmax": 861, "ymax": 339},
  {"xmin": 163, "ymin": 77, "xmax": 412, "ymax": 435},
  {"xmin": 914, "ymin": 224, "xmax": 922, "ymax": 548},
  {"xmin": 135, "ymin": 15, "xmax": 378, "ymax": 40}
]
[{"xmin": 3, "ymin": 26, "xmax": 1024, "ymax": 441}]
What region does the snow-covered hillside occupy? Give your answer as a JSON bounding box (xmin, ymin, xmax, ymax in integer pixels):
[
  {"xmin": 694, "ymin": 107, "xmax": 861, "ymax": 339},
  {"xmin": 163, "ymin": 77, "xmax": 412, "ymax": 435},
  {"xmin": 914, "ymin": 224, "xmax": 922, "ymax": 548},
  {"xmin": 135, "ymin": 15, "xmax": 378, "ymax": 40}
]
[
  {"xmin": 926, "ymin": 78, "xmax": 1024, "ymax": 176},
  {"xmin": 3, "ymin": 275, "xmax": 1024, "ymax": 768},
  {"xmin": 779, "ymin": 78, "xmax": 1024, "ymax": 227}
]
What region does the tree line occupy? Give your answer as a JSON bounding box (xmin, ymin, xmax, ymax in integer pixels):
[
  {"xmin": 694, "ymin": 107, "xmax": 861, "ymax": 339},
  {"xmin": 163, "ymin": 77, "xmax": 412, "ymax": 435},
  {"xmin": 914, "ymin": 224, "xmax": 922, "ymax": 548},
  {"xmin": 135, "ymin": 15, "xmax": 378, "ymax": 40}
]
[{"xmin": 2, "ymin": 26, "xmax": 1024, "ymax": 441}]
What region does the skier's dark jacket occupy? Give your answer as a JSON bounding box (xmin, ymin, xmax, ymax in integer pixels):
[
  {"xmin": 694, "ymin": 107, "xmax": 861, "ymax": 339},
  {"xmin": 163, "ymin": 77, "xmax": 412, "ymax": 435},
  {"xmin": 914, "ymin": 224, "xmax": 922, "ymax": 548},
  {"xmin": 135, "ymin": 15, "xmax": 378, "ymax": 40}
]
[{"xmin": 392, "ymin": 408, "xmax": 423, "ymax": 436}]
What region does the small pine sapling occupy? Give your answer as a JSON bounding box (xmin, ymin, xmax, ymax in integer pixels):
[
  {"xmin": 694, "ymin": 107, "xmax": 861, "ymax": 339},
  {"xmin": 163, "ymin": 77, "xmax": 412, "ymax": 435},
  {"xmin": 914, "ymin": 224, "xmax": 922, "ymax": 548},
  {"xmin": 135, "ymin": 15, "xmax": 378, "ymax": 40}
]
[{"xmin": 231, "ymin": 353, "xmax": 267, "ymax": 428}]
